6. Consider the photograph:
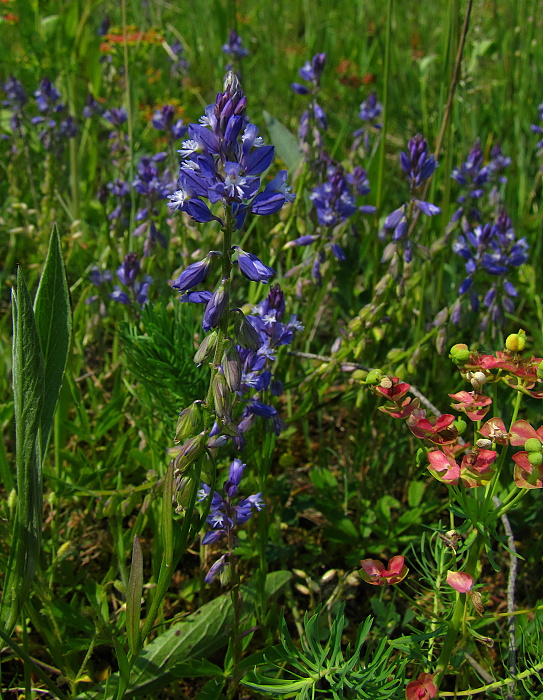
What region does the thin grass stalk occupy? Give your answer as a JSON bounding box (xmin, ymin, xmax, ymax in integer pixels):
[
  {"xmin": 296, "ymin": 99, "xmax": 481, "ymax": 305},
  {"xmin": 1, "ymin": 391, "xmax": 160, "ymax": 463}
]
[{"xmin": 375, "ymin": 0, "xmax": 392, "ymax": 214}]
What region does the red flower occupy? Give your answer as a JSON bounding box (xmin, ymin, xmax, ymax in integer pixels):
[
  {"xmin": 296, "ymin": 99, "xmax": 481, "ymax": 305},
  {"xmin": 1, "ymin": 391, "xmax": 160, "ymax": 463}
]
[
  {"xmin": 449, "ymin": 390, "xmax": 492, "ymax": 421},
  {"xmin": 375, "ymin": 376, "xmax": 410, "ymax": 402},
  {"xmin": 427, "ymin": 450, "xmax": 460, "ymax": 485},
  {"xmin": 480, "ymin": 417, "xmax": 509, "ymax": 445},
  {"xmin": 446, "ymin": 571, "xmax": 474, "ymax": 593},
  {"xmin": 408, "ymin": 413, "xmax": 458, "ymax": 445},
  {"xmin": 360, "ymin": 555, "xmax": 408, "ymax": 585},
  {"xmin": 428, "ymin": 448, "xmax": 496, "ymax": 487},
  {"xmin": 406, "ymin": 673, "xmax": 437, "ymax": 700},
  {"xmin": 512, "ymin": 452, "xmax": 543, "ymax": 489},
  {"xmin": 460, "ymin": 448, "xmax": 497, "ymax": 487},
  {"xmin": 379, "ymin": 396, "xmax": 420, "ymax": 420},
  {"xmin": 509, "ymin": 419, "xmax": 543, "ymax": 446}
]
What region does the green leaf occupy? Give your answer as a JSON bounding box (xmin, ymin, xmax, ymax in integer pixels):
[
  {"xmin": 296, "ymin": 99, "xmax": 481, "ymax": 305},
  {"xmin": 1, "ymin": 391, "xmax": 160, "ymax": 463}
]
[
  {"xmin": 126, "ymin": 535, "xmax": 144, "ymax": 655},
  {"xmin": 0, "ymin": 270, "xmax": 44, "ymax": 634},
  {"xmin": 170, "ymin": 659, "xmax": 224, "ymax": 678},
  {"xmin": 195, "ymin": 678, "xmax": 225, "ymax": 700},
  {"xmin": 263, "ymin": 111, "xmax": 303, "ymax": 172},
  {"xmin": 407, "ymin": 480, "xmax": 426, "ymax": 507},
  {"xmin": 75, "ymin": 572, "xmax": 291, "ymax": 699},
  {"xmin": 34, "ymin": 225, "xmax": 71, "ymax": 463}
]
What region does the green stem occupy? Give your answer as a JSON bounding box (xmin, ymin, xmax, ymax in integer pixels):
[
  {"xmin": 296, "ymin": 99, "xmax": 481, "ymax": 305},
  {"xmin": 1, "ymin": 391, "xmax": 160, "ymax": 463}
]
[
  {"xmin": 434, "ymin": 531, "xmax": 484, "ymax": 687},
  {"xmin": 204, "ymin": 208, "xmax": 235, "ymax": 428},
  {"xmin": 226, "ymin": 521, "xmax": 243, "ymax": 700},
  {"xmin": 375, "ymin": 0, "xmax": 392, "ymax": 212}
]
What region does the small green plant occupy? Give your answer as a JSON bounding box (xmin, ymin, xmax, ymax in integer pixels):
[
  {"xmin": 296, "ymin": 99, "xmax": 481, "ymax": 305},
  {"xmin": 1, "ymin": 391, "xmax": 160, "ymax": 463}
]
[{"xmin": 242, "ymin": 604, "xmax": 405, "ymax": 699}]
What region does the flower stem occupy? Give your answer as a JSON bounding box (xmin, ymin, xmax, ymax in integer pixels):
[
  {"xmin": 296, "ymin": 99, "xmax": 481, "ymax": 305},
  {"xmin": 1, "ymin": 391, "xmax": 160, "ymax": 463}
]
[{"xmin": 434, "ymin": 530, "xmax": 484, "ymax": 687}]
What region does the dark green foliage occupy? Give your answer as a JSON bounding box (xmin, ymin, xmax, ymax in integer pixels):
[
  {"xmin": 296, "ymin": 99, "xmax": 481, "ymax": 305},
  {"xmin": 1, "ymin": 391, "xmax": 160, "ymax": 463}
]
[
  {"xmin": 120, "ymin": 301, "xmax": 207, "ymax": 421},
  {"xmin": 243, "ymin": 605, "xmax": 405, "ymax": 699}
]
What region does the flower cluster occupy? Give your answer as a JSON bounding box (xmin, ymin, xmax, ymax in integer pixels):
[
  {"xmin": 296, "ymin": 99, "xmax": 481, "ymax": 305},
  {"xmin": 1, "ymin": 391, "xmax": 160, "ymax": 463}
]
[
  {"xmin": 530, "ymin": 101, "xmax": 543, "ymax": 155},
  {"xmin": 291, "ymin": 53, "xmax": 328, "ymax": 160},
  {"xmin": 168, "ymin": 74, "xmax": 296, "ymax": 451},
  {"xmin": 197, "ymin": 458, "xmax": 264, "ymax": 583},
  {"xmin": 30, "ymin": 78, "xmax": 77, "ymax": 151},
  {"xmin": 222, "ymin": 30, "xmax": 249, "ymax": 61},
  {"xmin": 103, "ymin": 106, "xmax": 129, "ymax": 164},
  {"xmin": 287, "ymin": 162, "xmax": 375, "ymax": 283},
  {"xmin": 452, "ymin": 209, "xmax": 529, "ymax": 329},
  {"xmin": 370, "ymin": 334, "xmax": 543, "ymax": 490},
  {"xmin": 151, "ymin": 104, "xmax": 187, "ymax": 142},
  {"xmin": 381, "ymin": 134, "xmax": 440, "ymax": 263},
  {"xmin": 233, "ymin": 285, "xmax": 303, "ymax": 446},
  {"xmin": 88, "ymin": 252, "xmax": 152, "ymax": 308},
  {"xmin": 449, "ymin": 139, "xmax": 511, "ymax": 230},
  {"xmin": 168, "ymin": 39, "xmax": 190, "ymax": 78},
  {"xmin": 352, "ymin": 91, "xmax": 382, "ymax": 156},
  {"xmin": 167, "ymin": 72, "xmax": 294, "ymax": 230},
  {"xmin": 2, "ymin": 75, "xmax": 27, "ymax": 134},
  {"xmin": 132, "ymin": 154, "xmax": 175, "ymax": 255}
]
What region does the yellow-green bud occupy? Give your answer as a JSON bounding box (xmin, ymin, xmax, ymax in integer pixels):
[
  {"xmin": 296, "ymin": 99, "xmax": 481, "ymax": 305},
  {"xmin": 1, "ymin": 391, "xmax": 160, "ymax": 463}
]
[
  {"xmin": 528, "ymin": 452, "xmax": 543, "ymax": 467},
  {"xmin": 505, "ymin": 330, "xmax": 526, "ymax": 352},
  {"xmin": 454, "ymin": 418, "xmax": 467, "ymax": 435},
  {"xmin": 450, "ymin": 343, "xmax": 471, "ymax": 365},
  {"xmin": 524, "ymin": 438, "xmax": 541, "ymax": 453},
  {"xmin": 537, "ymin": 360, "xmax": 543, "ymax": 381},
  {"xmin": 365, "ymin": 369, "xmax": 383, "ymax": 385}
]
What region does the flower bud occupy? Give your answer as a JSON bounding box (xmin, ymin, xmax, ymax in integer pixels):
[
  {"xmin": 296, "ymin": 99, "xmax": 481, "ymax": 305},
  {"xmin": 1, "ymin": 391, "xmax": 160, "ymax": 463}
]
[
  {"xmin": 175, "ymin": 402, "xmax": 203, "ymax": 443},
  {"xmin": 467, "ymin": 371, "xmax": 487, "ymax": 390},
  {"xmin": 537, "ymin": 360, "xmax": 543, "ymax": 381},
  {"xmin": 202, "ymin": 282, "xmax": 229, "ymax": 332},
  {"xmin": 194, "ymin": 331, "xmax": 218, "ymax": 365},
  {"xmin": 476, "ymin": 438, "xmax": 492, "ymax": 449},
  {"xmin": 449, "ymin": 343, "xmax": 471, "ymax": 365},
  {"xmin": 524, "ymin": 438, "xmax": 541, "ymax": 453},
  {"xmin": 170, "ymin": 432, "xmax": 206, "ymax": 475},
  {"xmin": 365, "ymin": 369, "xmax": 383, "ymax": 385},
  {"xmin": 505, "ymin": 330, "xmax": 526, "ymax": 352},
  {"xmin": 233, "ymin": 310, "xmax": 260, "ymax": 350},
  {"xmin": 212, "ymin": 373, "xmax": 232, "ymax": 419},
  {"xmin": 528, "ymin": 452, "xmax": 543, "ymax": 467},
  {"xmin": 222, "ymin": 345, "xmax": 241, "ymax": 392}
]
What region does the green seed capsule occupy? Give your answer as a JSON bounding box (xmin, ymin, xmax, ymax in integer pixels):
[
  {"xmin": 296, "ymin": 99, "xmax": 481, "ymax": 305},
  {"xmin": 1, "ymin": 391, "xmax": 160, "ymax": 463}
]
[
  {"xmin": 524, "ymin": 438, "xmax": 541, "ymax": 453},
  {"xmin": 528, "ymin": 452, "xmax": 543, "ymax": 467}
]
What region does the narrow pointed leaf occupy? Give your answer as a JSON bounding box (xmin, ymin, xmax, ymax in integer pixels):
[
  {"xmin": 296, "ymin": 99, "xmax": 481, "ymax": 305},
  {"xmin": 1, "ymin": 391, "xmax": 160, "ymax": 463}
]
[
  {"xmin": 126, "ymin": 535, "xmax": 144, "ymax": 654},
  {"xmin": 34, "ymin": 224, "xmax": 72, "ymax": 462},
  {"xmin": 0, "ymin": 271, "xmax": 44, "ymax": 634}
]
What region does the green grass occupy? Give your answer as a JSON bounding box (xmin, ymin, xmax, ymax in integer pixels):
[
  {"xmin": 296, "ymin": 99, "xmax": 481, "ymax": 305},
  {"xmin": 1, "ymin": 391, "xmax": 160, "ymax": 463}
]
[{"xmin": 2, "ymin": 0, "xmax": 543, "ymax": 698}]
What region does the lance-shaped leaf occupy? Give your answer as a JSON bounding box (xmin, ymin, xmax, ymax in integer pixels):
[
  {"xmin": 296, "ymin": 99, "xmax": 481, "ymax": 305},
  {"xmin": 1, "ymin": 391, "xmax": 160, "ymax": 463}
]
[
  {"xmin": 0, "ymin": 270, "xmax": 44, "ymax": 634},
  {"xmin": 34, "ymin": 224, "xmax": 72, "ymax": 463},
  {"xmin": 126, "ymin": 535, "xmax": 144, "ymax": 655}
]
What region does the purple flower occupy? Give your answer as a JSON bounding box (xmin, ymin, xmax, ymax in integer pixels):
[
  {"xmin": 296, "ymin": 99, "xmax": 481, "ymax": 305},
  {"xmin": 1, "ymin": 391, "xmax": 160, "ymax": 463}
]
[
  {"xmin": 222, "ymin": 30, "xmax": 249, "ymax": 58},
  {"xmin": 199, "ymin": 458, "xmax": 264, "ymax": 583},
  {"xmin": 453, "ymin": 210, "xmax": 528, "ymax": 329},
  {"xmin": 167, "ymin": 74, "xmax": 295, "ymax": 230},
  {"xmin": 234, "ymin": 247, "xmax": 275, "ymax": 283},
  {"xmin": 202, "ymin": 283, "xmax": 228, "ymax": 331},
  {"xmin": 172, "ymin": 252, "xmax": 219, "ymax": 293}
]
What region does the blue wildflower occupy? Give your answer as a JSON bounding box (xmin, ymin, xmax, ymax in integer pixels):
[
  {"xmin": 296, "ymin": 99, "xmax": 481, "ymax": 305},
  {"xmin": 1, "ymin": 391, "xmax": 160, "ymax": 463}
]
[
  {"xmin": 381, "ymin": 134, "xmax": 440, "ymax": 264},
  {"xmin": 222, "ymin": 30, "xmax": 249, "ymax": 59},
  {"xmin": 452, "ymin": 210, "xmax": 529, "ymax": 330},
  {"xmin": 167, "ymin": 72, "xmax": 294, "ymax": 230},
  {"xmin": 198, "ymin": 458, "xmax": 264, "ymax": 584}
]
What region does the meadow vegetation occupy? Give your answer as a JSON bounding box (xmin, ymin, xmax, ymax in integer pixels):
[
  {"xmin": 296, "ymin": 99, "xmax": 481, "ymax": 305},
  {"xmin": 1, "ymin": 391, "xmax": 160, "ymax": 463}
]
[{"xmin": 1, "ymin": 0, "xmax": 543, "ymax": 698}]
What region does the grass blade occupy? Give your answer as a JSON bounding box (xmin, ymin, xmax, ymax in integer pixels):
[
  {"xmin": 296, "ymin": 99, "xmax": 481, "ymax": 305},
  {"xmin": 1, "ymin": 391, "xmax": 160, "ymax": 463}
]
[
  {"xmin": 0, "ymin": 270, "xmax": 44, "ymax": 634},
  {"xmin": 33, "ymin": 224, "xmax": 72, "ymax": 464},
  {"xmin": 126, "ymin": 535, "xmax": 144, "ymax": 655}
]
